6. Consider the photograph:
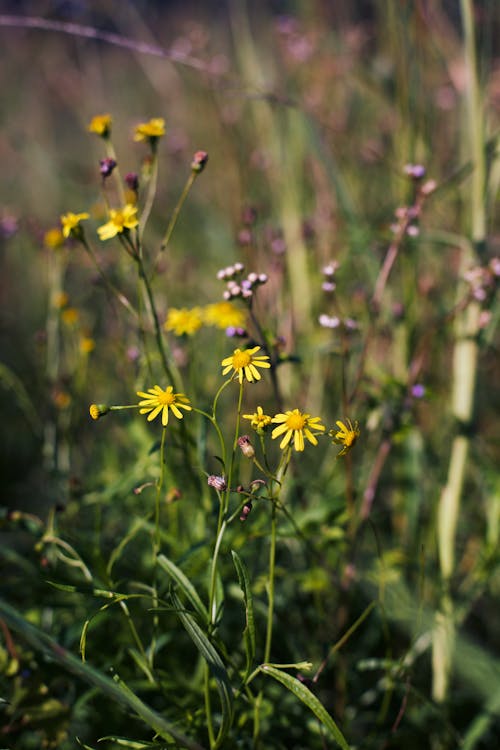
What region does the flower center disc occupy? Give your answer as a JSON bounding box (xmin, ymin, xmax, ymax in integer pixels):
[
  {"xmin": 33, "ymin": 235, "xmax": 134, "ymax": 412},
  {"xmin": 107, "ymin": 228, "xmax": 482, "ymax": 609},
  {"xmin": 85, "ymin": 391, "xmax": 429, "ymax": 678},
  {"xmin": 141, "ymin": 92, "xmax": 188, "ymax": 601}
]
[
  {"xmin": 287, "ymin": 414, "xmax": 306, "ymax": 430},
  {"xmin": 233, "ymin": 351, "xmax": 251, "ymax": 368},
  {"xmin": 158, "ymin": 391, "xmax": 175, "ymax": 405}
]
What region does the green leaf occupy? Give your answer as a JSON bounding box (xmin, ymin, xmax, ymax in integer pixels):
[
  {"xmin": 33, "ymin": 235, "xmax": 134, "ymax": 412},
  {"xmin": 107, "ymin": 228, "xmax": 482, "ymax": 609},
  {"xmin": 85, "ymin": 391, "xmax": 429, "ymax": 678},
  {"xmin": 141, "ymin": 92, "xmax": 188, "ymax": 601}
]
[
  {"xmin": 260, "ymin": 665, "xmax": 350, "ymax": 750},
  {"xmin": 231, "ymin": 550, "xmax": 255, "ymax": 681},
  {"xmin": 172, "ymin": 592, "xmax": 233, "ymax": 745},
  {"xmin": 157, "ymin": 554, "xmax": 208, "ymax": 622}
]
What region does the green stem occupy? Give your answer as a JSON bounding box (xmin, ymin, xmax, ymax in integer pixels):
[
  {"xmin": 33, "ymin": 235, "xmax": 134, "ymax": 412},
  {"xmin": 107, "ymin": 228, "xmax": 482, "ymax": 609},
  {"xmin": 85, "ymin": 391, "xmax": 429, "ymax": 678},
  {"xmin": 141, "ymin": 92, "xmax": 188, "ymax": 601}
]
[
  {"xmin": 161, "ymin": 171, "xmax": 197, "ymax": 251},
  {"xmin": 139, "ymin": 149, "xmax": 159, "ymax": 240},
  {"xmin": 433, "ymin": 0, "xmax": 486, "ymax": 704},
  {"xmin": 263, "ymin": 502, "xmax": 277, "ymax": 664},
  {"xmin": 149, "ymin": 427, "xmax": 167, "ymax": 669}
]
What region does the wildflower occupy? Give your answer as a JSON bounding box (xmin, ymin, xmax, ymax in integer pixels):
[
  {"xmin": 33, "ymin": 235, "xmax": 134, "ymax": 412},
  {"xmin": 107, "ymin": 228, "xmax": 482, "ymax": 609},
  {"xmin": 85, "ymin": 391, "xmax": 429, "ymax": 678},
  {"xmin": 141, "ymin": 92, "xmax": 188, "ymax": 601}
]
[
  {"xmin": 319, "ymin": 314, "xmax": 340, "ymax": 329},
  {"xmin": 88, "ymin": 114, "xmax": 112, "ymax": 138},
  {"xmin": 99, "ymin": 158, "xmax": 117, "ymax": 178},
  {"xmin": 329, "ymin": 419, "xmax": 360, "ymax": 457},
  {"xmin": 80, "ymin": 336, "xmax": 95, "ymax": 354},
  {"xmin": 53, "ymin": 390, "xmax": 71, "ymax": 409},
  {"xmin": 243, "ymin": 406, "xmax": 272, "ymax": 431},
  {"xmin": 52, "ymin": 291, "xmax": 69, "ymax": 309},
  {"xmin": 221, "ymin": 346, "xmax": 270, "ymax": 384},
  {"xmin": 44, "ymin": 227, "xmax": 64, "ymax": 249},
  {"xmin": 204, "ymin": 301, "xmax": 247, "ymax": 330},
  {"xmin": 240, "ymin": 501, "xmax": 253, "ymax": 522},
  {"xmin": 411, "ymin": 384, "xmax": 425, "ymax": 399},
  {"xmin": 97, "ymin": 204, "xmax": 138, "ymax": 240},
  {"xmin": 207, "ymin": 475, "xmax": 227, "ymax": 492},
  {"xmin": 271, "ymin": 409, "xmax": 325, "ymax": 452},
  {"xmin": 164, "ymin": 307, "xmax": 204, "ymax": 336},
  {"xmin": 61, "ymin": 307, "xmax": 79, "ymax": 325},
  {"xmin": 404, "ymin": 163, "xmax": 426, "ymax": 179},
  {"xmin": 137, "ymin": 385, "xmax": 192, "ymax": 427},
  {"xmin": 133, "ymin": 117, "xmax": 166, "ymax": 143},
  {"xmin": 125, "ymin": 172, "xmax": 139, "ymax": 192},
  {"xmin": 89, "ymin": 403, "xmax": 110, "ymax": 420},
  {"xmin": 60, "ymin": 212, "xmax": 90, "ymax": 239},
  {"xmin": 191, "ymin": 150, "xmax": 209, "ymax": 173},
  {"xmin": 237, "ymin": 435, "xmax": 255, "ymax": 458}
]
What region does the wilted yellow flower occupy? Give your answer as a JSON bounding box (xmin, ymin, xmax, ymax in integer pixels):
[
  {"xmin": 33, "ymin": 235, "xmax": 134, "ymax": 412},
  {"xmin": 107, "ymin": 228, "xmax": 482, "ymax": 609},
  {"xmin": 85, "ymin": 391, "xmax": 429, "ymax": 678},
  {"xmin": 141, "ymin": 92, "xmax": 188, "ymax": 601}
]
[
  {"xmin": 89, "ymin": 403, "xmax": 109, "ymax": 420},
  {"xmin": 271, "ymin": 409, "xmax": 325, "ymax": 452},
  {"xmin": 329, "ymin": 419, "xmax": 360, "ymax": 457},
  {"xmin": 203, "ymin": 302, "xmax": 247, "ymax": 330},
  {"xmin": 60, "ymin": 212, "xmax": 90, "ymax": 239},
  {"xmin": 44, "ymin": 227, "xmax": 64, "ymax": 249},
  {"xmin": 221, "ymin": 346, "xmax": 270, "ymax": 384},
  {"xmin": 243, "ymin": 406, "xmax": 272, "ymax": 431},
  {"xmin": 133, "ymin": 117, "xmax": 166, "ymax": 142},
  {"xmin": 137, "ymin": 385, "xmax": 192, "ymax": 427},
  {"xmin": 164, "ymin": 307, "xmax": 204, "ymax": 336},
  {"xmin": 97, "ymin": 204, "xmax": 138, "ymax": 240},
  {"xmin": 88, "ymin": 114, "xmax": 112, "ymax": 137}
]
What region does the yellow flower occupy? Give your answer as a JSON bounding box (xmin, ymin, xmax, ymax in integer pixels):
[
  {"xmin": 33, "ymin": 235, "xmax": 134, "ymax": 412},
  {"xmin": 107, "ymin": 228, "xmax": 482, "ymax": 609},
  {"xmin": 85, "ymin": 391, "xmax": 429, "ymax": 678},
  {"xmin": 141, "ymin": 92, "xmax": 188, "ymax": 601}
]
[
  {"xmin": 271, "ymin": 409, "xmax": 325, "ymax": 452},
  {"xmin": 89, "ymin": 403, "xmax": 109, "ymax": 420},
  {"xmin": 137, "ymin": 385, "xmax": 192, "ymax": 427},
  {"xmin": 243, "ymin": 406, "xmax": 272, "ymax": 431},
  {"xmin": 221, "ymin": 346, "xmax": 270, "ymax": 384},
  {"xmin": 52, "ymin": 291, "xmax": 69, "ymax": 309},
  {"xmin": 88, "ymin": 114, "xmax": 112, "ymax": 137},
  {"xmin": 203, "ymin": 302, "xmax": 247, "ymax": 330},
  {"xmin": 44, "ymin": 227, "xmax": 64, "ymax": 249},
  {"xmin": 61, "ymin": 307, "xmax": 79, "ymax": 325},
  {"xmin": 80, "ymin": 336, "xmax": 95, "ymax": 354},
  {"xmin": 133, "ymin": 117, "xmax": 166, "ymax": 142},
  {"xmin": 97, "ymin": 204, "xmax": 139, "ymax": 240},
  {"xmin": 165, "ymin": 307, "xmax": 204, "ymax": 336},
  {"xmin": 329, "ymin": 419, "xmax": 360, "ymax": 457},
  {"xmin": 60, "ymin": 212, "xmax": 90, "ymax": 239}
]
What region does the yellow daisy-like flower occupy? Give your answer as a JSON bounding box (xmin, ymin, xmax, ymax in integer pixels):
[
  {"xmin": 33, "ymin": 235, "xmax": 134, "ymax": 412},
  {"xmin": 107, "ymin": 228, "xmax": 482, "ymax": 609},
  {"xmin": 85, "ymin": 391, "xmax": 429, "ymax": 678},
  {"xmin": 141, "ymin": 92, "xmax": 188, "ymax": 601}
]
[
  {"xmin": 60, "ymin": 212, "xmax": 90, "ymax": 239},
  {"xmin": 329, "ymin": 419, "xmax": 360, "ymax": 457},
  {"xmin": 137, "ymin": 385, "xmax": 192, "ymax": 427},
  {"xmin": 88, "ymin": 114, "xmax": 112, "ymax": 137},
  {"xmin": 243, "ymin": 406, "xmax": 272, "ymax": 431},
  {"xmin": 133, "ymin": 117, "xmax": 166, "ymax": 142},
  {"xmin": 221, "ymin": 346, "xmax": 270, "ymax": 384},
  {"xmin": 271, "ymin": 409, "xmax": 325, "ymax": 452},
  {"xmin": 61, "ymin": 307, "xmax": 79, "ymax": 325},
  {"xmin": 165, "ymin": 307, "xmax": 204, "ymax": 336},
  {"xmin": 44, "ymin": 227, "xmax": 64, "ymax": 249},
  {"xmin": 97, "ymin": 204, "xmax": 139, "ymax": 241},
  {"xmin": 80, "ymin": 336, "xmax": 95, "ymax": 354},
  {"xmin": 203, "ymin": 301, "xmax": 247, "ymax": 330}
]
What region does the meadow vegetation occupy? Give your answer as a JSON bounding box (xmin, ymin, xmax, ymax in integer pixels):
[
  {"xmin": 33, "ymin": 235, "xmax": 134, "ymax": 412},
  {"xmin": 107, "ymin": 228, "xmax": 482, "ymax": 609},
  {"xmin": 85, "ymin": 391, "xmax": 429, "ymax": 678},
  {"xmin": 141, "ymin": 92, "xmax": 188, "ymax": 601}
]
[{"xmin": 0, "ymin": 2, "xmax": 499, "ymax": 748}]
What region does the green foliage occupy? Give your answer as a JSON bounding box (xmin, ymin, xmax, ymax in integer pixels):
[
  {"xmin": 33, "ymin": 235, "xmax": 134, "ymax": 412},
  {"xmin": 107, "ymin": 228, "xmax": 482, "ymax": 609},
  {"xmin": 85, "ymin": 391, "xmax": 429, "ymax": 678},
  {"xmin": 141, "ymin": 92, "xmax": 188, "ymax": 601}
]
[{"xmin": 1, "ymin": 2, "xmax": 499, "ymax": 749}]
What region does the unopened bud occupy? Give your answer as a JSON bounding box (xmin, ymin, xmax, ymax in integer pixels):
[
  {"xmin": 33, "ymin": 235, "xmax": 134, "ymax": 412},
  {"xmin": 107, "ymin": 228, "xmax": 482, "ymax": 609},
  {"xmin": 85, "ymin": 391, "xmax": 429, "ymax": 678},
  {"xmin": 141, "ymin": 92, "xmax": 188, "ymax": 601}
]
[
  {"xmin": 207, "ymin": 474, "xmax": 227, "ymax": 492},
  {"xmin": 125, "ymin": 172, "xmax": 139, "ymax": 192},
  {"xmin": 191, "ymin": 150, "xmax": 209, "ymax": 173},
  {"xmin": 99, "ymin": 158, "xmax": 117, "ymax": 178},
  {"xmin": 240, "ymin": 501, "xmax": 253, "ymax": 522},
  {"xmin": 238, "ymin": 435, "xmax": 255, "ymax": 459}
]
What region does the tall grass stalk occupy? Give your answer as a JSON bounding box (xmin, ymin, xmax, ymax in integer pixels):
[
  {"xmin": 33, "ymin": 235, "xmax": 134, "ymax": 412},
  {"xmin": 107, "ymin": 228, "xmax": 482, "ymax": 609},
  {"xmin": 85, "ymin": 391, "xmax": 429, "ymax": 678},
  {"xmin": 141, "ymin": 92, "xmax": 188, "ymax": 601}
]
[{"xmin": 433, "ymin": 0, "xmax": 486, "ymax": 702}]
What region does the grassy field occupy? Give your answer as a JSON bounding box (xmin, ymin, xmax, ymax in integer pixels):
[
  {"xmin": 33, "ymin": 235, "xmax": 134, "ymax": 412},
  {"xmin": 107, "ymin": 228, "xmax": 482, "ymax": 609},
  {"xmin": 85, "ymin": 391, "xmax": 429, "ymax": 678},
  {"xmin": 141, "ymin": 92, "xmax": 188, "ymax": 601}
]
[{"xmin": 0, "ymin": 1, "xmax": 499, "ymax": 748}]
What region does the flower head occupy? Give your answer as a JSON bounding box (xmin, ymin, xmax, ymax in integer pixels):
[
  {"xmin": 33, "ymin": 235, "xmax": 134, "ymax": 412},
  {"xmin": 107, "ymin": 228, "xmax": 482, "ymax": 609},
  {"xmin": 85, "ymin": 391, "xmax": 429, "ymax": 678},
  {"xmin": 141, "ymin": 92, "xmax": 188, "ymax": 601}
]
[
  {"xmin": 44, "ymin": 227, "xmax": 64, "ymax": 249},
  {"xmin": 191, "ymin": 150, "xmax": 208, "ymax": 173},
  {"xmin": 271, "ymin": 409, "xmax": 325, "ymax": 452},
  {"xmin": 165, "ymin": 307, "xmax": 204, "ymax": 336},
  {"xmin": 89, "ymin": 403, "xmax": 109, "ymax": 420},
  {"xmin": 203, "ymin": 301, "xmax": 247, "ymax": 330},
  {"xmin": 221, "ymin": 346, "xmax": 270, "ymax": 384},
  {"xmin": 329, "ymin": 419, "xmax": 360, "ymax": 457},
  {"xmin": 88, "ymin": 114, "xmax": 112, "ymax": 138},
  {"xmin": 133, "ymin": 118, "xmax": 166, "ymax": 143},
  {"xmin": 61, "ymin": 212, "xmax": 90, "ymax": 239},
  {"xmin": 137, "ymin": 385, "xmax": 192, "ymax": 427},
  {"xmin": 97, "ymin": 204, "xmax": 138, "ymax": 241},
  {"xmin": 243, "ymin": 406, "xmax": 272, "ymax": 431}
]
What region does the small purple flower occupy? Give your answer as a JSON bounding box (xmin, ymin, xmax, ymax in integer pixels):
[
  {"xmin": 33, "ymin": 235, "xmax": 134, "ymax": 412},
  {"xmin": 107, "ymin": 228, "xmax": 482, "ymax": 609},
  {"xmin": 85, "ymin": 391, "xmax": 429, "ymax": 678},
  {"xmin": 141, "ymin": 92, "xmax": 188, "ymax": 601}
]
[
  {"xmin": 99, "ymin": 158, "xmax": 117, "ymax": 178},
  {"xmin": 404, "ymin": 164, "xmax": 426, "ymax": 179},
  {"xmin": 319, "ymin": 314, "xmax": 340, "ymax": 329},
  {"xmin": 322, "ymin": 281, "xmax": 336, "ymax": 293},
  {"xmin": 411, "ymin": 384, "xmax": 426, "ymax": 399}
]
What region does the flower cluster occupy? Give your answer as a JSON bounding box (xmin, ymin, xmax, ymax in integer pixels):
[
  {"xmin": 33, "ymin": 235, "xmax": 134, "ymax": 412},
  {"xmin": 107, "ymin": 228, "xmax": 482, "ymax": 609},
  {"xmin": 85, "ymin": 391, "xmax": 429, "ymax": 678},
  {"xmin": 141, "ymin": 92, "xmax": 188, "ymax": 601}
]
[
  {"xmin": 463, "ymin": 258, "xmax": 500, "ymax": 302},
  {"xmin": 321, "ymin": 261, "xmax": 339, "ymax": 293},
  {"xmin": 216, "ymin": 263, "xmax": 268, "ymax": 301},
  {"xmin": 164, "ymin": 302, "xmax": 247, "ymax": 336}
]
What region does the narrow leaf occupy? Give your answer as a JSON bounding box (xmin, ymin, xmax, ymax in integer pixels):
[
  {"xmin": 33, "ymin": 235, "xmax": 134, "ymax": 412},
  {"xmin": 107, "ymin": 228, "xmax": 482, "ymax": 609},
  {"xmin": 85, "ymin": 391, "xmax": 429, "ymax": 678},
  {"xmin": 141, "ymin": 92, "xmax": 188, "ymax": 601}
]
[
  {"xmin": 172, "ymin": 593, "xmax": 233, "ymax": 744},
  {"xmin": 157, "ymin": 554, "xmax": 208, "ymax": 622},
  {"xmin": 231, "ymin": 550, "xmax": 255, "ymax": 680},
  {"xmin": 260, "ymin": 665, "xmax": 350, "ymax": 750}
]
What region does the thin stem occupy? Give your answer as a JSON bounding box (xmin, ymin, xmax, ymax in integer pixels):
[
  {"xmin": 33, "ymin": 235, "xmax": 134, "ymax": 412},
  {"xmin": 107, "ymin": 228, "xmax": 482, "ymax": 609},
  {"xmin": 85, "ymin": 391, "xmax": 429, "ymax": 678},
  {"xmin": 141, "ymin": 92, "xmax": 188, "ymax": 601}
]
[
  {"xmin": 160, "ymin": 171, "xmax": 197, "ymax": 251},
  {"xmin": 149, "ymin": 427, "xmax": 167, "ymax": 670},
  {"xmin": 139, "ymin": 148, "xmax": 159, "ymax": 240},
  {"xmin": 263, "ymin": 502, "xmax": 277, "ymax": 664}
]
